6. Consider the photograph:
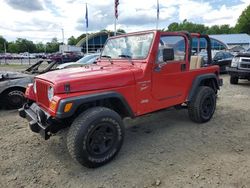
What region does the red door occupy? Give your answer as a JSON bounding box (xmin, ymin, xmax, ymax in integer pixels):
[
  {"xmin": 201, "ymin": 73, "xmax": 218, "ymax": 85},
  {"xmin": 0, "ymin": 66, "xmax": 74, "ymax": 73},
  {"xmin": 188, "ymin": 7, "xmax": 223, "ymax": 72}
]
[{"xmin": 151, "ymin": 34, "xmax": 189, "ymax": 106}]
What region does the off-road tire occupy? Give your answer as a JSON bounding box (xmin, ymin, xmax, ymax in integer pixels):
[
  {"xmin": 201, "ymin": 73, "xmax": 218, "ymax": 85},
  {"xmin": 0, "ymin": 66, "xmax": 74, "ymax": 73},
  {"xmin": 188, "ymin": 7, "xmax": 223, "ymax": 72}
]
[
  {"xmin": 67, "ymin": 107, "xmax": 124, "ymax": 168},
  {"xmin": 230, "ymin": 76, "xmax": 238, "ymax": 84},
  {"xmin": 3, "ymin": 89, "xmax": 25, "ymax": 109},
  {"xmin": 188, "ymin": 86, "xmax": 216, "ymax": 123}
]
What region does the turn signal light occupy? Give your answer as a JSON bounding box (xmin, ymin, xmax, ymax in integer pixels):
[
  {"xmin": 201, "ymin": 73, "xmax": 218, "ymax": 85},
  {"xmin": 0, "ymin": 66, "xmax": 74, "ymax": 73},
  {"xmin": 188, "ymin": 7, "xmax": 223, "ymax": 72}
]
[
  {"xmin": 49, "ymin": 100, "xmax": 57, "ymax": 111},
  {"xmin": 64, "ymin": 103, "xmax": 73, "ymax": 112}
]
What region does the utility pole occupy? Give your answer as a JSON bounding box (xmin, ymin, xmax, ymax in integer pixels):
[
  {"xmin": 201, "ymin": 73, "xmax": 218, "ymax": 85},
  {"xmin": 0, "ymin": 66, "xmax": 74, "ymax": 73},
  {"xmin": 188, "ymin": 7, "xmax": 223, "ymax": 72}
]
[
  {"xmin": 156, "ymin": 0, "xmax": 159, "ymax": 30},
  {"xmin": 4, "ymin": 42, "xmax": 6, "ymax": 53},
  {"xmin": 61, "ymin": 28, "xmax": 65, "ymax": 45},
  {"xmin": 4, "ymin": 42, "xmax": 7, "ymax": 65},
  {"xmin": 85, "ymin": 3, "xmax": 89, "ymax": 54}
]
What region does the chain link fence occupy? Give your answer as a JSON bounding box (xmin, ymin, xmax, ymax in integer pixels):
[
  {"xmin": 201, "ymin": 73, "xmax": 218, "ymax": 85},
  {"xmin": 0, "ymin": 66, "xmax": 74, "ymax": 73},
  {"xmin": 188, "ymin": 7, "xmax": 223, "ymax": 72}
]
[{"xmin": 0, "ymin": 58, "xmax": 41, "ymax": 65}]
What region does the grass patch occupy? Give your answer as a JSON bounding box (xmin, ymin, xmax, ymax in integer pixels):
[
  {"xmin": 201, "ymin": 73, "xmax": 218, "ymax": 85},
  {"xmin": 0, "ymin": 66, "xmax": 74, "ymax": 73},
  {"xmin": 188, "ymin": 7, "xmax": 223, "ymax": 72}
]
[{"xmin": 0, "ymin": 64, "xmax": 30, "ymax": 71}]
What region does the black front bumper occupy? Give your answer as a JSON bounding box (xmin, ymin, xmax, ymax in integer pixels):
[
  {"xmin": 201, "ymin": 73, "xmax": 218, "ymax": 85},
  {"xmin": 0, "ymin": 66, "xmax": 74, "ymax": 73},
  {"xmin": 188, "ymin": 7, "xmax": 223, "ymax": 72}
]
[
  {"xmin": 226, "ymin": 67, "xmax": 250, "ymax": 77},
  {"xmin": 19, "ymin": 103, "xmax": 53, "ymax": 140}
]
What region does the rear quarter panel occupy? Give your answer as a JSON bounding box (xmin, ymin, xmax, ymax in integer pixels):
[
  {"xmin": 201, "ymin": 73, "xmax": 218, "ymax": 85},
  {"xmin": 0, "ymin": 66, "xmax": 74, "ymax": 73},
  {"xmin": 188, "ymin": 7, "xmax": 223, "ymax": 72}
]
[{"xmin": 135, "ymin": 65, "xmax": 219, "ymax": 116}]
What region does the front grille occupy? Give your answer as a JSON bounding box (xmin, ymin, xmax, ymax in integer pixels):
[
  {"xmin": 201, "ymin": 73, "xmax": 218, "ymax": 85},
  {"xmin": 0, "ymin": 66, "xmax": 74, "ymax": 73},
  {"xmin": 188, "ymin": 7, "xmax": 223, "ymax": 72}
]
[
  {"xmin": 239, "ymin": 62, "xmax": 250, "ymax": 69},
  {"xmin": 36, "ymin": 80, "xmax": 49, "ymax": 108},
  {"xmin": 242, "ymin": 58, "xmax": 250, "ymax": 63}
]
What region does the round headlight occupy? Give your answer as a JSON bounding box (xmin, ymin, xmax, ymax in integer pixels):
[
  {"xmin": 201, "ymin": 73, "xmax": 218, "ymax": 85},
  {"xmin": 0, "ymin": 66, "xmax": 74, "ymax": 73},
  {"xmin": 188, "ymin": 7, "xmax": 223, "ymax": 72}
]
[
  {"xmin": 47, "ymin": 86, "xmax": 54, "ymax": 101},
  {"xmin": 33, "ymin": 81, "xmax": 37, "ymax": 93}
]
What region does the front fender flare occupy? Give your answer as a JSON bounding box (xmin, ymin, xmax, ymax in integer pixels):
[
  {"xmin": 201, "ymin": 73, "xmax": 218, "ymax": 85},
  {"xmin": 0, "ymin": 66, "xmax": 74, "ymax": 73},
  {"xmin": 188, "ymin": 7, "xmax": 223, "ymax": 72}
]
[{"xmin": 56, "ymin": 91, "xmax": 134, "ymax": 119}]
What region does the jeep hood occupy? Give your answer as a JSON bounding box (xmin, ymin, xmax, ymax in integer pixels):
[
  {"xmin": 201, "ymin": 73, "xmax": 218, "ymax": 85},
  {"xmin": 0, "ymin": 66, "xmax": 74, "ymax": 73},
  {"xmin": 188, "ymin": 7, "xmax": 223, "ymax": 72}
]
[{"xmin": 36, "ymin": 64, "xmax": 138, "ymax": 93}]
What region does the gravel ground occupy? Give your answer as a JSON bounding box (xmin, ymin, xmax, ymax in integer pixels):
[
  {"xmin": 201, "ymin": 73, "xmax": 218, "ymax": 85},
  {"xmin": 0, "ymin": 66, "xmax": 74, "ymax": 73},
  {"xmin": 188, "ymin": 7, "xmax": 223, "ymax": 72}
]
[{"xmin": 0, "ymin": 74, "xmax": 249, "ymax": 188}]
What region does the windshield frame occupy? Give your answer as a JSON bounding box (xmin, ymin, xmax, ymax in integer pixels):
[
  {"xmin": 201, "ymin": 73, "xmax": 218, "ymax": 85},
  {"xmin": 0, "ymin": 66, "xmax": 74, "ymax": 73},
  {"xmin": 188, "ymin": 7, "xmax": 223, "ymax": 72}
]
[{"xmin": 101, "ymin": 32, "xmax": 155, "ymax": 60}]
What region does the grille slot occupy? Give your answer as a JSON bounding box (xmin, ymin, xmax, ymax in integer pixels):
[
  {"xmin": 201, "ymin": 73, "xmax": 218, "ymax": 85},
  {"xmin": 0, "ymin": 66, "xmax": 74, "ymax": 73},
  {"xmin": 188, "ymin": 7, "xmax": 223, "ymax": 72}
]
[
  {"xmin": 36, "ymin": 80, "xmax": 49, "ymax": 108},
  {"xmin": 242, "ymin": 59, "xmax": 250, "ymax": 63},
  {"xmin": 240, "ymin": 63, "xmax": 250, "ymax": 69}
]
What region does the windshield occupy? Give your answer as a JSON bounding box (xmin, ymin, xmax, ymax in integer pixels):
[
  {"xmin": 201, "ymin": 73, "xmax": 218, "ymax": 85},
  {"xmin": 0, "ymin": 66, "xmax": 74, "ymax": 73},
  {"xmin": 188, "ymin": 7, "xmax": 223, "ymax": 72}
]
[
  {"xmin": 77, "ymin": 54, "xmax": 99, "ymax": 63},
  {"xmin": 101, "ymin": 33, "xmax": 154, "ymax": 59}
]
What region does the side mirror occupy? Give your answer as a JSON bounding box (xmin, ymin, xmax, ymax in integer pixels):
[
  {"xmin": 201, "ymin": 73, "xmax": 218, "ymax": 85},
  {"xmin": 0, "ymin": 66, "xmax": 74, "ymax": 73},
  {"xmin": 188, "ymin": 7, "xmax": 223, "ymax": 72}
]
[{"xmin": 163, "ymin": 48, "xmax": 174, "ymax": 61}]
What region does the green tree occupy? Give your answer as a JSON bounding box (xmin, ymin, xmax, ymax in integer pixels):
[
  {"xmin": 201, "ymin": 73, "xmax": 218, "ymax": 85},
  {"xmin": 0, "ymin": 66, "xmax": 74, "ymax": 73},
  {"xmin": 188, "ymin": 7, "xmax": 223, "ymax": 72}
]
[
  {"xmin": 100, "ymin": 29, "xmax": 109, "ymax": 33},
  {"xmin": 67, "ymin": 36, "xmax": 77, "ymax": 45},
  {"xmin": 15, "ymin": 38, "xmax": 36, "ymax": 53},
  {"xmin": 207, "ymin": 24, "xmax": 236, "ymax": 34},
  {"xmin": 235, "ymin": 5, "xmax": 250, "ymax": 34},
  {"xmin": 117, "ymin": 29, "xmax": 126, "ymax": 34},
  {"xmin": 36, "ymin": 42, "xmax": 45, "ymax": 53},
  {"xmin": 167, "ymin": 20, "xmax": 208, "ymax": 33},
  {"xmin": 167, "ymin": 22, "xmax": 179, "ymax": 31},
  {"xmin": 0, "ymin": 36, "xmax": 7, "ymax": 53},
  {"xmin": 7, "ymin": 42, "xmax": 17, "ymax": 53},
  {"xmin": 75, "ymin": 33, "xmax": 87, "ymax": 45},
  {"xmin": 46, "ymin": 37, "xmax": 60, "ymax": 53},
  {"xmin": 207, "ymin": 25, "xmax": 220, "ymax": 34},
  {"xmin": 167, "ymin": 20, "xmax": 238, "ymax": 34}
]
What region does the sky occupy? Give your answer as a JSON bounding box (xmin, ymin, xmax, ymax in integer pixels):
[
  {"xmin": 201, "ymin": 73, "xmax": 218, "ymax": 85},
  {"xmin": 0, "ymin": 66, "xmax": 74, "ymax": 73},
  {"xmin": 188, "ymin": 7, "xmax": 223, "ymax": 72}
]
[{"xmin": 0, "ymin": 0, "xmax": 249, "ymax": 43}]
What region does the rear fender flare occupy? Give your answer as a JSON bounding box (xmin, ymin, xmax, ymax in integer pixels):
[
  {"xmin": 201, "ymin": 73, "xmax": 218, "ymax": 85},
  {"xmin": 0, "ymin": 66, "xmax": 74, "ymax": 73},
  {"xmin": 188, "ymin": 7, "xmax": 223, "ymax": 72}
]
[{"xmin": 187, "ymin": 73, "xmax": 219, "ymax": 101}]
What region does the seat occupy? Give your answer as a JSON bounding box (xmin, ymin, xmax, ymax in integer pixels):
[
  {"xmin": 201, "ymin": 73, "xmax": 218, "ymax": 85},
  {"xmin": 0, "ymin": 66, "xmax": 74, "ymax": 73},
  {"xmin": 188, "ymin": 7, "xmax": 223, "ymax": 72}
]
[
  {"xmin": 196, "ymin": 56, "xmax": 202, "ymax": 68},
  {"xmin": 190, "ymin": 56, "xmax": 202, "ymax": 70},
  {"xmin": 190, "ymin": 56, "xmax": 198, "ymax": 70}
]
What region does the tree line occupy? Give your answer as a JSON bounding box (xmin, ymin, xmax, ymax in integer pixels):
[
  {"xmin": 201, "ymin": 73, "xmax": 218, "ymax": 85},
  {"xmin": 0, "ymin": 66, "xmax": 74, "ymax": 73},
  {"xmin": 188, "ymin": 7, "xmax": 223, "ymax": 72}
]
[
  {"xmin": 167, "ymin": 5, "xmax": 250, "ymax": 34},
  {"xmin": 0, "ymin": 5, "xmax": 249, "ymax": 54},
  {"xmin": 0, "ymin": 37, "xmax": 61, "ymax": 54}
]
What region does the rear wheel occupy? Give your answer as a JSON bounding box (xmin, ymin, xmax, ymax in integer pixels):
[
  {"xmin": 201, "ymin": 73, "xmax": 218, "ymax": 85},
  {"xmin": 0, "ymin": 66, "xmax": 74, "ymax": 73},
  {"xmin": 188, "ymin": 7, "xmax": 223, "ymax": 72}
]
[
  {"xmin": 67, "ymin": 107, "xmax": 124, "ymax": 168},
  {"xmin": 230, "ymin": 76, "xmax": 238, "ymax": 84},
  {"xmin": 3, "ymin": 89, "xmax": 25, "ymax": 109},
  {"xmin": 188, "ymin": 86, "xmax": 216, "ymax": 123}
]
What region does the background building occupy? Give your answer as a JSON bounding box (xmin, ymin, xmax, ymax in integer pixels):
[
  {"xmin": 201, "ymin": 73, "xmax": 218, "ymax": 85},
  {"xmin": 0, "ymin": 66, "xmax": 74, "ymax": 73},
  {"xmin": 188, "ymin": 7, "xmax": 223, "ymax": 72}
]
[
  {"xmin": 76, "ymin": 31, "xmax": 250, "ymax": 53},
  {"xmin": 76, "ymin": 31, "xmax": 120, "ymax": 53},
  {"xmin": 209, "ymin": 33, "xmax": 250, "ymax": 50},
  {"xmin": 59, "ymin": 45, "xmax": 82, "ymax": 53}
]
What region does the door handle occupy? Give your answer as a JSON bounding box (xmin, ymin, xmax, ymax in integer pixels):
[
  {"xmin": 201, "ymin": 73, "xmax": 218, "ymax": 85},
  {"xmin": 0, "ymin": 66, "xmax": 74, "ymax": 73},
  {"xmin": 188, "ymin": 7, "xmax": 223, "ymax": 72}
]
[
  {"xmin": 154, "ymin": 63, "xmax": 166, "ymax": 72},
  {"xmin": 154, "ymin": 66, "xmax": 161, "ymax": 72}
]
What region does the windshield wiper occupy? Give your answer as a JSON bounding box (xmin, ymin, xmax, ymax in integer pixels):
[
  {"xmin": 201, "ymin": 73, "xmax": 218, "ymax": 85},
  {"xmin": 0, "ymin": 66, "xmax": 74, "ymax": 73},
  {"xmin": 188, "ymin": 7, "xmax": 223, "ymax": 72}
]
[
  {"xmin": 118, "ymin": 54, "xmax": 134, "ymax": 65},
  {"xmin": 101, "ymin": 55, "xmax": 111, "ymax": 58},
  {"xmin": 118, "ymin": 54, "xmax": 131, "ymax": 58},
  {"xmin": 101, "ymin": 55, "xmax": 113, "ymax": 64}
]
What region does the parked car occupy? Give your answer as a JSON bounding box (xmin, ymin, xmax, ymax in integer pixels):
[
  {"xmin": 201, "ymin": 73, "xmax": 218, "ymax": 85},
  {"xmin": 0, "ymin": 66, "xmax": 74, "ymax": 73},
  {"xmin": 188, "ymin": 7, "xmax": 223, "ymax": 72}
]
[
  {"xmin": 0, "ymin": 71, "xmax": 33, "ymax": 109},
  {"xmin": 48, "ymin": 52, "xmax": 83, "ymax": 63},
  {"xmin": 212, "ymin": 51, "xmax": 234, "ymax": 73},
  {"xmin": 56, "ymin": 53, "xmax": 100, "ymax": 69},
  {"xmin": 199, "ymin": 51, "xmax": 234, "ymax": 73},
  {"xmin": 20, "ymin": 52, "xmax": 36, "ymax": 59},
  {"xmin": 0, "ymin": 60, "xmax": 59, "ymax": 109},
  {"xmin": 227, "ymin": 52, "xmax": 250, "ymax": 84}
]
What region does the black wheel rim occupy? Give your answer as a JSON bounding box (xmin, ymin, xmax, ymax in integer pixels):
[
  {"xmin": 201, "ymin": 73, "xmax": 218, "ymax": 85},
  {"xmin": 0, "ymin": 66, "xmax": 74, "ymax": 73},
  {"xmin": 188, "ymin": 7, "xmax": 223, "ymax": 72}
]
[
  {"xmin": 201, "ymin": 95, "xmax": 215, "ymax": 119},
  {"xmin": 10, "ymin": 95, "xmax": 22, "ymax": 105},
  {"xmin": 86, "ymin": 123, "xmax": 117, "ymax": 156},
  {"xmin": 8, "ymin": 91, "xmax": 24, "ymax": 107}
]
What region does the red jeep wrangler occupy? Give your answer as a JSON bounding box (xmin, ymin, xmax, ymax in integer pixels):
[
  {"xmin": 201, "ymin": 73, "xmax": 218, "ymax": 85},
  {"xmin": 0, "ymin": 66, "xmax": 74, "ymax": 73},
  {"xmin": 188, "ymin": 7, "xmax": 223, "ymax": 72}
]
[{"xmin": 19, "ymin": 30, "xmax": 222, "ymax": 168}]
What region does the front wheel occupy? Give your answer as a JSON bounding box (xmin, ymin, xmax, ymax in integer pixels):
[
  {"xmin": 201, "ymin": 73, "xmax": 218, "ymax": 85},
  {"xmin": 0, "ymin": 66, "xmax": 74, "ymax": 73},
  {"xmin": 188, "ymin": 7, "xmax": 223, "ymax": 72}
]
[
  {"xmin": 188, "ymin": 86, "xmax": 216, "ymax": 123},
  {"xmin": 230, "ymin": 76, "xmax": 238, "ymax": 84},
  {"xmin": 67, "ymin": 107, "xmax": 124, "ymax": 168},
  {"xmin": 3, "ymin": 89, "xmax": 25, "ymax": 109}
]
